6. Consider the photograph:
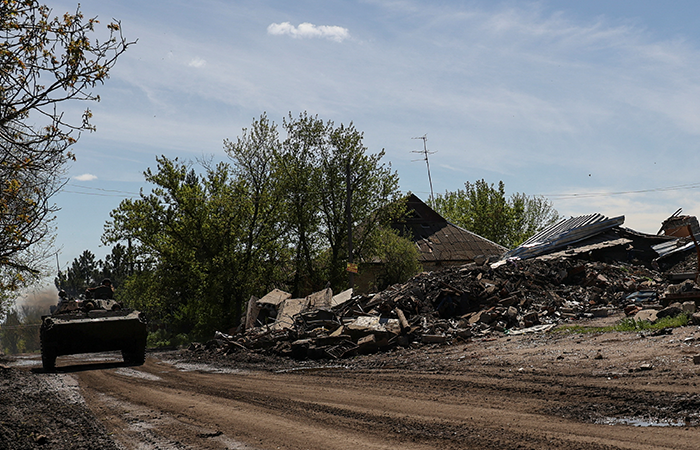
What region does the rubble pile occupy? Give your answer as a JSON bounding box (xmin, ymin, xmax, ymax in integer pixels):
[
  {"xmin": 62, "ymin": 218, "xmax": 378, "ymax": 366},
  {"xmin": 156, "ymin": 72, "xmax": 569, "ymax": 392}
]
[
  {"xmin": 667, "ymin": 251, "xmax": 699, "ymax": 274},
  {"xmin": 190, "ymin": 256, "xmax": 698, "ymax": 361}
]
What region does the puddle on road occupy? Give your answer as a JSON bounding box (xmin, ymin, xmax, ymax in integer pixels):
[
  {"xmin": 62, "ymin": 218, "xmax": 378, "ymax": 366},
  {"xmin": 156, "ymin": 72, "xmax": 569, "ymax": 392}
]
[
  {"xmin": 599, "ymin": 416, "xmax": 689, "ymax": 427},
  {"xmin": 275, "ymin": 365, "xmax": 347, "ymax": 374},
  {"xmin": 114, "ymin": 367, "xmax": 162, "ymax": 381},
  {"xmin": 4, "ymin": 352, "xmax": 125, "ymax": 368},
  {"xmin": 159, "ymin": 360, "xmax": 248, "ymax": 374},
  {"xmin": 62, "ymin": 352, "xmax": 123, "ymax": 363},
  {"xmin": 6, "ymin": 355, "xmax": 41, "ymax": 367}
]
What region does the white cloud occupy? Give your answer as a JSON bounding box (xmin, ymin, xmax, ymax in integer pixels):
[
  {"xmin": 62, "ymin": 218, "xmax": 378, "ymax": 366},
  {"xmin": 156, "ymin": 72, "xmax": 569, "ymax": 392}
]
[
  {"xmin": 82, "ymin": 1, "xmax": 700, "ymax": 209},
  {"xmin": 73, "ymin": 174, "xmax": 97, "ymax": 181},
  {"xmin": 188, "ymin": 57, "xmax": 206, "ymax": 68},
  {"xmin": 267, "ymin": 22, "xmax": 350, "ymax": 42}
]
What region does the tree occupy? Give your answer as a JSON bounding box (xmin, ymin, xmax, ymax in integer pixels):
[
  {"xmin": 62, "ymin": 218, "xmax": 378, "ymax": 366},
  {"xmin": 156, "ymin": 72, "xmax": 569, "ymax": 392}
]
[
  {"xmin": 274, "ymin": 113, "xmax": 404, "ymax": 295},
  {"xmin": 100, "ymin": 243, "xmax": 132, "ymax": 287},
  {"xmin": 54, "ymin": 249, "xmax": 99, "ymax": 296},
  {"xmin": 432, "ymin": 180, "xmax": 559, "ymax": 248},
  {"xmin": 0, "ymin": 1, "xmax": 131, "ymax": 296},
  {"xmin": 279, "ymin": 113, "xmax": 326, "ymax": 296},
  {"xmin": 54, "ymin": 245, "xmax": 133, "ymax": 297},
  {"xmin": 223, "ymin": 114, "xmax": 290, "ymax": 300},
  {"xmin": 0, "ymin": 301, "xmax": 45, "ymax": 355},
  {"xmin": 0, "ymin": 309, "xmax": 23, "ymax": 354},
  {"xmin": 103, "ymin": 156, "xmax": 283, "ymax": 337},
  {"xmin": 103, "ymin": 113, "xmax": 404, "ymax": 338},
  {"xmin": 104, "ymin": 157, "xmax": 221, "ymax": 335},
  {"xmin": 316, "ymin": 121, "xmax": 403, "ymax": 290},
  {"xmin": 371, "ymin": 227, "xmax": 422, "ymax": 291},
  {"xmin": 509, "ymin": 192, "xmax": 561, "ymax": 246}
]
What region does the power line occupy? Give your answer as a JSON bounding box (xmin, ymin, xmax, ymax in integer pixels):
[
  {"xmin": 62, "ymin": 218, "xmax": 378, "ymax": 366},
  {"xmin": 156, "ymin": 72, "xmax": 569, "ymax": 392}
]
[
  {"xmin": 62, "ymin": 190, "xmax": 138, "ymax": 198},
  {"xmin": 61, "ymin": 183, "xmax": 141, "ymax": 198},
  {"xmin": 70, "ymin": 184, "xmax": 140, "ymax": 195},
  {"xmin": 541, "ymin": 182, "xmax": 700, "ymax": 199},
  {"xmin": 408, "ymin": 182, "xmax": 700, "ymax": 202},
  {"xmin": 64, "ymin": 176, "xmax": 700, "ymax": 202}
]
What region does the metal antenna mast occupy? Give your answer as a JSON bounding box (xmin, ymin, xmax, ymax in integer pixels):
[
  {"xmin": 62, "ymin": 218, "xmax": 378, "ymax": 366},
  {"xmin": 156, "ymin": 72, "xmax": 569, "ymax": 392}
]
[{"xmin": 411, "ymin": 134, "xmax": 436, "ymax": 204}]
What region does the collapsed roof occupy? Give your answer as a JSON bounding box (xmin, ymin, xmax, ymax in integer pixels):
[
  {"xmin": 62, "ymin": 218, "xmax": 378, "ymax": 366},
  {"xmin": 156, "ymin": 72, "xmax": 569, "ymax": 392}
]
[
  {"xmin": 504, "ymin": 213, "xmax": 626, "ymax": 261},
  {"xmin": 394, "ymin": 194, "xmax": 507, "ymax": 264},
  {"xmin": 501, "ymin": 212, "xmax": 696, "ymax": 271}
]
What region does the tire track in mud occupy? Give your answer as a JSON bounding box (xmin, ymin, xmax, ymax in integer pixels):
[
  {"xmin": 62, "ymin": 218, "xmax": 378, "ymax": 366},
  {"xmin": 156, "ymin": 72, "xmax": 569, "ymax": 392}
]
[{"xmin": 74, "ymin": 357, "xmax": 700, "ymax": 450}]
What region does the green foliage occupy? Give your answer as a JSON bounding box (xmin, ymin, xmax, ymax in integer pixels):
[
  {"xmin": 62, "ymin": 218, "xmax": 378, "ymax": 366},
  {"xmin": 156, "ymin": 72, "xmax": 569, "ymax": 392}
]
[
  {"xmin": 54, "ymin": 244, "xmax": 133, "ymax": 297},
  {"xmin": 54, "ymin": 250, "xmax": 98, "ymax": 297},
  {"xmin": 0, "ymin": 303, "xmax": 44, "ymax": 355},
  {"xmin": 113, "ymin": 270, "xmax": 169, "ymax": 323},
  {"xmin": 277, "ymin": 113, "xmax": 403, "ymax": 295},
  {"xmin": 371, "ymin": 227, "xmax": 422, "ymax": 290},
  {"xmin": 0, "ymin": 310, "xmax": 23, "ymax": 354},
  {"xmin": 279, "ymin": 113, "xmax": 331, "ymax": 294},
  {"xmin": 146, "ymin": 329, "xmax": 191, "ymax": 349},
  {"xmin": 103, "ymin": 113, "xmax": 402, "ymax": 338},
  {"xmin": 432, "ymin": 179, "xmax": 559, "ymax": 248},
  {"xmin": 105, "ymin": 157, "xmax": 260, "ymax": 339},
  {"xmin": 100, "ymin": 243, "xmax": 132, "ymax": 287},
  {"xmin": 309, "ymin": 116, "xmax": 403, "ymax": 292},
  {"xmin": 0, "ymin": 1, "xmax": 131, "ymax": 300},
  {"xmin": 557, "ymin": 313, "xmax": 690, "ymax": 334}
]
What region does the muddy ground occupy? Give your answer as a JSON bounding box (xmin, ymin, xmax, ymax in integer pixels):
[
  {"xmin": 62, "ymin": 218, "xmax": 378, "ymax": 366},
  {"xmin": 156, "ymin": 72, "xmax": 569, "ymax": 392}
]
[{"xmin": 2, "ymin": 313, "xmax": 700, "ymax": 449}]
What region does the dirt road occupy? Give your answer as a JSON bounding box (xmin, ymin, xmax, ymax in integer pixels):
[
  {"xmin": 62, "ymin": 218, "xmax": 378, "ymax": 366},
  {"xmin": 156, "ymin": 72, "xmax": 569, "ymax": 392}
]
[{"xmin": 62, "ymin": 323, "xmax": 700, "ymax": 450}]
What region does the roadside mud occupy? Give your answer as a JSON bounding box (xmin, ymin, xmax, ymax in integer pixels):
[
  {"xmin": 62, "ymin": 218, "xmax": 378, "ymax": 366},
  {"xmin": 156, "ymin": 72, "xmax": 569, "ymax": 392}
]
[{"xmin": 3, "ymin": 318, "xmax": 700, "ymax": 449}]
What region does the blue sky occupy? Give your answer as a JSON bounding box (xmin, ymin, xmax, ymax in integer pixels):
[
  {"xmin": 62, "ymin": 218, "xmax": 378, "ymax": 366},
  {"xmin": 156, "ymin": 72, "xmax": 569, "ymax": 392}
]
[{"xmin": 44, "ymin": 0, "xmax": 700, "ymax": 271}]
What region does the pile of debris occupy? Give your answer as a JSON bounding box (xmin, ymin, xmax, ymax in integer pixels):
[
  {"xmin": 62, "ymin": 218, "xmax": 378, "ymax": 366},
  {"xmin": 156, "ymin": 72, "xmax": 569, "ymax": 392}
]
[
  {"xmin": 193, "ymin": 256, "xmax": 698, "ymax": 361},
  {"xmin": 667, "ymin": 250, "xmax": 700, "ymax": 275},
  {"xmin": 189, "ymin": 210, "xmax": 700, "ymax": 361}
]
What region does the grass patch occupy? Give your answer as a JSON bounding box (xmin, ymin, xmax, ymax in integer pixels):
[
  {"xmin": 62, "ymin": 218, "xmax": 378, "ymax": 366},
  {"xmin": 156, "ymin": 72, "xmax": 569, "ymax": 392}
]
[
  {"xmin": 147, "ymin": 329, "xmax": 192, "ymax": 348},
  {"xmin": 556, "ymin": 313, "xmax": 690, "ymax": 334}
]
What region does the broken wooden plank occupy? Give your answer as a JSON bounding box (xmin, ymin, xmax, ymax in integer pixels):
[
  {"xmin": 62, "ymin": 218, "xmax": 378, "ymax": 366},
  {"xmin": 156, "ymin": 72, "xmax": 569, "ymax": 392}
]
[{"xmin": 394, "ymin": 308, "xmax": 410, "ymax": 334}]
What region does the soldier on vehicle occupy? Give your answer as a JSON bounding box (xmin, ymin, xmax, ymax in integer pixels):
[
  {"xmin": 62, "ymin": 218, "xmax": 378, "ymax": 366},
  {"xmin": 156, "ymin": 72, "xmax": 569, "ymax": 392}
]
[{"xmin": 85, "ymin": 278, "xmax": 114, "ymax": 300}]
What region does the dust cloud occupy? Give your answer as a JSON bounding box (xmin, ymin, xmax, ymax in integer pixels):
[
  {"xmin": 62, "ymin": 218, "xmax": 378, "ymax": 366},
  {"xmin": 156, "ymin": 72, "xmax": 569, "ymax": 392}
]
[{"xmin": 16, "ymin": 286, "xmax": 58, "ymax": 318}]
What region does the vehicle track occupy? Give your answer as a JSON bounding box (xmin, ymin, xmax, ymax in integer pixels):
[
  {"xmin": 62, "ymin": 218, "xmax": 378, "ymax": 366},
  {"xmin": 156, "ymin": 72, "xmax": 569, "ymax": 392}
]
[{"xmin": 74, "ymin": 352, "xmax": 700, "ymax": 450}]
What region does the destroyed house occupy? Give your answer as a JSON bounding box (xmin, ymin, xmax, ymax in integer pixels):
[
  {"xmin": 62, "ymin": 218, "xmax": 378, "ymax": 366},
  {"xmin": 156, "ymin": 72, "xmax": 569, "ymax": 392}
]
[
  {"xmin": 502, "ymin": 212, "xmax": 680, "ymax": 268},
  {"xmin": 653, "ymin": 211, "xmax": 700, "ymax": 273},
  {"xmin": 658, "ymin": 211, "xmax": 700, "ymax": 238},
  {"xmin": 392, "ymin": 194, "xmax": 507, "ymax": 269}
]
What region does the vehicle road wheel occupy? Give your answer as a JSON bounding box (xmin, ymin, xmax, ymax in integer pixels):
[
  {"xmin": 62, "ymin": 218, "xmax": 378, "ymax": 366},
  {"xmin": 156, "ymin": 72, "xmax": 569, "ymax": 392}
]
[
  {"xmin": 122, "ymin": 345, "xmax": 146, "ymax": 365},
  {"xmin": 41, "ymin": 345, "xmax": 56, "ymax": 372}
]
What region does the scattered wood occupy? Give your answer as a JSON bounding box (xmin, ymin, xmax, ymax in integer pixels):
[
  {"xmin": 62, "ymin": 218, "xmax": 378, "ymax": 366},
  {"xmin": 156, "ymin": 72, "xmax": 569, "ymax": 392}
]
[{"xmin": 199, "ymin": 255, "xmax": 698, "ymax": 361}]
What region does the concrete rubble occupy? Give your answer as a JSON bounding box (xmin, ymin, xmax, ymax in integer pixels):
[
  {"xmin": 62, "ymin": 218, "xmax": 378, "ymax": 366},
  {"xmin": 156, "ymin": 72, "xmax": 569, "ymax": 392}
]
[
  {"xmin": 196, "ymin": 250, "xmax": 700, "ymax": 361},
  {"xmin": 190, "ymin": 211, "xmax": 700, "ymax": 361}
]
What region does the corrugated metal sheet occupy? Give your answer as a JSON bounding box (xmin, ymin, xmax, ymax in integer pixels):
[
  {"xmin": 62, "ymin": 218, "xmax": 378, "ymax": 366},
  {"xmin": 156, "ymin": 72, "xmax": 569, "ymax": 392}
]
[
  {"xmin": 505, "ymin": 213, "xmax": 625, "ymax": 261},
  {"xmin": 652, "ymin": 239, "xmax": 696, "ymax": 259},
  {"xmin": 537, "ymin": 237, "xmax": 632, "ymax": 260}
]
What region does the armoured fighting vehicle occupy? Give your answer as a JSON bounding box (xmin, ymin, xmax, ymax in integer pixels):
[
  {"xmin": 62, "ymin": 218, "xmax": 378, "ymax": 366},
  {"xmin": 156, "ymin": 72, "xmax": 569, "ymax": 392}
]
[{"xmin": 40, "ymin": 293, "xmax": 148, "ymax": 371}]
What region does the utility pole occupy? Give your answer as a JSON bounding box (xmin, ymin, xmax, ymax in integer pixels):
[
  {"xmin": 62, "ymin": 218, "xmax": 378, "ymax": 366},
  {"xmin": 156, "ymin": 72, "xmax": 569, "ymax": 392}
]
[
  {"xmin": 128, "ymin": 238, "xmax": 134, "ymax": 275},
  {"xmin": 411, "ymin": 134, "xmax": 436, "ymax": 205},
  {"xmin": 55, "ymin": 253, "xmax": 62, "ymax": 291},
  {"xmin": 346, "ymin": 160, "xmax": 355, "ymax": 290}
]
